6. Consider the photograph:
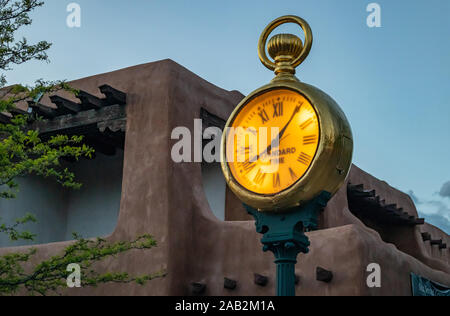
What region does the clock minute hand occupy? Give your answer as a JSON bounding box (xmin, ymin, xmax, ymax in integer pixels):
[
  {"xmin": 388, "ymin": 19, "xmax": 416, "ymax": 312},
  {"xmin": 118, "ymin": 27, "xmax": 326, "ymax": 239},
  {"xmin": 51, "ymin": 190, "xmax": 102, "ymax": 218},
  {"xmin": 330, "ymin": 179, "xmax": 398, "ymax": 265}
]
[
  {"xmin": 276, "ymin": 104, "xmax": 301, "ymax": 143},
  {"xmin": 249, "ymin": 104, "xmax": 302, "ymax": 162}
]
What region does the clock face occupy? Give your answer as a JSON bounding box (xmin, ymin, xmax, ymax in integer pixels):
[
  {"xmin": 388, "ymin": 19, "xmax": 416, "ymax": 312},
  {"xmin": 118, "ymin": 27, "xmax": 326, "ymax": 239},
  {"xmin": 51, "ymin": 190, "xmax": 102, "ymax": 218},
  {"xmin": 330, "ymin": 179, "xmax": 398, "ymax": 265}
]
[{"xmin": 226, "ymin": 88, "xmax": 320, "ymax": 195}]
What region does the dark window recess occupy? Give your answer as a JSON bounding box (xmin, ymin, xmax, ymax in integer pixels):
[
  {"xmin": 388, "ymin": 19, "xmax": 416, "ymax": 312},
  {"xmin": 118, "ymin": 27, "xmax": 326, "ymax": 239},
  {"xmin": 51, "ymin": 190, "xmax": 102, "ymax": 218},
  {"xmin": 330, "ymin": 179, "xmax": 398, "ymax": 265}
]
[{"xmin": 200, "ymin": 107, "xmax": 226, "ymax": 157}]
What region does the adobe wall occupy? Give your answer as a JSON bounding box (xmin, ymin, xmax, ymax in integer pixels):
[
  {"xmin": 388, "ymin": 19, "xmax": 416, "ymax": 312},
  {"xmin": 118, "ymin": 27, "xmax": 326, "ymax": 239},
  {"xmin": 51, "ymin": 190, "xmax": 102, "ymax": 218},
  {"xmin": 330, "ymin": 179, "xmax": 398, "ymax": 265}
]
[{"xmin": 0, "ymin": 59, "xmax": 449, "ymax": 296}]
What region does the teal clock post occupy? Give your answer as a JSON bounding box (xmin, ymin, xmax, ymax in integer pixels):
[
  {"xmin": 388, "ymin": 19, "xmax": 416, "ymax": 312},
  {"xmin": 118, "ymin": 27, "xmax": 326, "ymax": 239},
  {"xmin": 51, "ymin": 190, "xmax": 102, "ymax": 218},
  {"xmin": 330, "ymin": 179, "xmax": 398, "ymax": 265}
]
[{"xmin": 245, "ymin": 191, "xmax": 331, "ymax": 296}]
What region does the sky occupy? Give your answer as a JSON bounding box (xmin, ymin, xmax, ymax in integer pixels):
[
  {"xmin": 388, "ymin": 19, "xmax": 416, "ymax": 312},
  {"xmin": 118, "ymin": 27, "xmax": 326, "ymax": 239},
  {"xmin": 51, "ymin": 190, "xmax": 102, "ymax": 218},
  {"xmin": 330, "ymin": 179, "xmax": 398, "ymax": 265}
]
[{"xmin": 4, "ymin": 0, "xmax": 450, "ymax": 232}]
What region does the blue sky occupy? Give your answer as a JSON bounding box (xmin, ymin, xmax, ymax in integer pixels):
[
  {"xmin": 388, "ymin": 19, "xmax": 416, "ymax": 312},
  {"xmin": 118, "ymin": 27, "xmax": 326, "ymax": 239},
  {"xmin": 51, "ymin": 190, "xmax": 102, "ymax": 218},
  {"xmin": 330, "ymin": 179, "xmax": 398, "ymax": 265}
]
[{"xmin": 5, "ymin": 0, "xmax": 450, "ymax": 232}]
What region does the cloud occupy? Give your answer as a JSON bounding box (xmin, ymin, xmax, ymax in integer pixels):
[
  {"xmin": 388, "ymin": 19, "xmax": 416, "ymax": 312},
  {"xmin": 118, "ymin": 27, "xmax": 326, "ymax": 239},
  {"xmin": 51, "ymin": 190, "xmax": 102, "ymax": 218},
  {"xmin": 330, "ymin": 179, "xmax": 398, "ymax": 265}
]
[
  {"xmin": 408, "ymin": 184, "xmax": 450, "ymax": 234},
  {"xmin": 419, "ymin": 213, "xmax": 450, "ymax": 235},
  {"xmin": 417, "ymin": 199, "xmax": 450, "ymax": 221},
  {"xmin": 439, "ymin": 181, "xmax": 450, "ymax": 198}
]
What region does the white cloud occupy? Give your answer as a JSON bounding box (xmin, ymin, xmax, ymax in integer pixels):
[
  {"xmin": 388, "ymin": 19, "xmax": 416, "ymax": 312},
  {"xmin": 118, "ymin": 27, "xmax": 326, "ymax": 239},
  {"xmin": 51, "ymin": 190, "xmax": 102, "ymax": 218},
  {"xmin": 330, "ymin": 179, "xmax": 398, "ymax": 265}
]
[
  {"xmin": 408, "ymin": 183, "xmax": 450, "ymax": 234},
  {"xmin": 439, "ymin": 181, "xmax": 450, "ymax": 198}
]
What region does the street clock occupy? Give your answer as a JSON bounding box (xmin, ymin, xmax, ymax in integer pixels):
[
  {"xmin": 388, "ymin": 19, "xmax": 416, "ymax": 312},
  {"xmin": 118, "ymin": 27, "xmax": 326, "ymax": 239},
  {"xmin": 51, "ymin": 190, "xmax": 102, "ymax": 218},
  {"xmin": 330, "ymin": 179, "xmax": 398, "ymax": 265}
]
[{"xmin": 221, "ymin": 15, "xmax": 353, "ymax": 211}]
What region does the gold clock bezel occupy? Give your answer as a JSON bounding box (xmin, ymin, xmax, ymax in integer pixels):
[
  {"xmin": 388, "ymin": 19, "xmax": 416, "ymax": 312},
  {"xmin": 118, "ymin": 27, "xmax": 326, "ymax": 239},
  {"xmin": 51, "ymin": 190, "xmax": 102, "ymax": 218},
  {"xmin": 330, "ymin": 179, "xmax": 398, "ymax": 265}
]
[{"xmin": 221, "ymin": 80, "xmax": 353, "ymax": 211}]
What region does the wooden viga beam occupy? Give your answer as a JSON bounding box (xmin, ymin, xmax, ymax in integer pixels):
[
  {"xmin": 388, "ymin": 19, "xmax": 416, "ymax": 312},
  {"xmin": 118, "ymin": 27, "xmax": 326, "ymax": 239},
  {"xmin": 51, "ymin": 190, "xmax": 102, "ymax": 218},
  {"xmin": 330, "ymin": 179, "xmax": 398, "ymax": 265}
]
[
  {"xmin": 430, "ymin": 239, "xmax": 443, "ymax": 247},
  {"xmin": 27, "ymin": 101, "xmax": 57, "ymax": 119},
  {"xmin": 0, "ymin": 112, "xmax": 11, "ymax": 123},
  {"xmin": 347, "ymin": 183, "xmax": 378, "ymax": 214},
  {"xmin": 9, "ymin": 107, "xmax": 29, "ymax": 117},
  {"xmin": 347, "ymin": 183, "xmax": 376, "ymax": 199},
  {"xmin": 347, "ymin": 183, "xmax": 379, "ymax": 208},
  {"xmin": 76, "ymin": 90, "xmax": 106, "ymax": 110},
  {"xmin": 430, "ymin": 239, "xmax": 447, "ymax": 250},
  {"xmin": 99, "ymin": 85, "xmax": 126, "ymax": 105},
  {"xmin": 414, "ymin": 218, "xmax": 425, "ymax": 225},
  {"xmin": 383, "ymin": 204, "xmax": 423, "ymax": 226},
  {"xmin": 347, "ymin": 183, "xmax": 364, "ymax": 192},
  {"xmin": 4, "ymin": 107, "xmax": 33, "ymax": 123},
  {"xmin": 75, "ymin": 85, "xmax": 127, "ymax": 109},
  {"xmin": 29, "ymin": 85, "xmax": 126, "ymax": 119},
  {"xmin": 347, "ymin": 183, "xmax": 424, "ymax": 226},
  {"xmin": 49, "ymin": 95, "xmax": 83, "ymax": 116},
  {"xmin": 421, "ymin": 232, "xmax": 431, "ymax": 241}
]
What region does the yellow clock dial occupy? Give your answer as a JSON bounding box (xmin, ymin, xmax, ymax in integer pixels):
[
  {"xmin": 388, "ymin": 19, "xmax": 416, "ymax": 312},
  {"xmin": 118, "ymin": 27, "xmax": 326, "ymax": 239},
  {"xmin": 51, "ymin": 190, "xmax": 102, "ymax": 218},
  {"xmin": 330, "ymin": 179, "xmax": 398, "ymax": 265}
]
[{"xmin": 226, "ymin": 88, "xmax": 320, "ymax": 195}]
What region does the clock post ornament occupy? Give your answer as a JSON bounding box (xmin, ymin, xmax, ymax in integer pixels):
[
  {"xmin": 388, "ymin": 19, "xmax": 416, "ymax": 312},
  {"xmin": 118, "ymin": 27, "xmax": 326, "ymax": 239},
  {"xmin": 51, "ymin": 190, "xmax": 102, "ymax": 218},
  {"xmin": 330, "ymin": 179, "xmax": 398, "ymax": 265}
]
[{"xmin": 220, "ymin": 16, "xmax": 353, "ymax": 296}]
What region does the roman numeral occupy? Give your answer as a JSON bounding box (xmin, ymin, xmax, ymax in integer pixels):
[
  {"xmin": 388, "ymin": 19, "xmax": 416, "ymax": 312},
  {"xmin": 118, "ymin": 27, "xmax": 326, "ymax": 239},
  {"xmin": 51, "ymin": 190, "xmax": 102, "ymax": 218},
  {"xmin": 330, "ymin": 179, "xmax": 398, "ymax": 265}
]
[
  {"xmin": 238, "ymin": 146, "xmax": 251, "ymax": 155},
  {"xmin": 273, "ymin": 173, "xmax": 281, "ymax": 188},
  {"xmin": 297, "ymin": 152, "xmax": 312, "ymax": 165},
  {"xmin": 253, "ymin": 169, "xmax": 266, "ymax": 185},
  {"xmin": 303, "ymin": 135, "xmax": 318, "ymax": 145},
  {"xmin": 300, "ymin": 118, "xmax": 313, "ymax": 130},
  {"xmin": 273, "ymin": 102, "xmax": 283, "ymax": 117},
  {"xmin": 238, "ymin": 160, "xmax": 256, "ymax": 174},
  {"xmin": 258, "ymin": 109, "xmax": 269, "ymax": 124},
  {"xmin": 289, "ymin": 168, "xmax": 297, "ymax": 181}
]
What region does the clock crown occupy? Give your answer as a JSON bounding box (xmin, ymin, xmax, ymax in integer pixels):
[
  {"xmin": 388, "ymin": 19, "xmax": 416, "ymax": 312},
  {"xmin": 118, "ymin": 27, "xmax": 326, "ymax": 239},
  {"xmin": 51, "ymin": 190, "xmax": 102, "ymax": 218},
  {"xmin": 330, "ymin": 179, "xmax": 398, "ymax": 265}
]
[
  {"xmin": 268, "ymin": 34, "xmax": 303, "ymax": 73},
  {"xmin": 258, "ymin": 16, "xmax": 313, "ymax": 82}
]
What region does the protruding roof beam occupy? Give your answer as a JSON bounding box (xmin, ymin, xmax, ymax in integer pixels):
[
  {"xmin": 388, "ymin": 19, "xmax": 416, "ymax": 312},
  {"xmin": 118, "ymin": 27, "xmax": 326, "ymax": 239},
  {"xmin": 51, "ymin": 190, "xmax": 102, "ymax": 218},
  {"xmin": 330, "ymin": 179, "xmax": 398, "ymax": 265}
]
[
  {"xmin": 254, "ymin": 273, "xmax": 268, "ymax": 286},
  {"xmin": 385, "ymin": 204, "xmax": 398, "ymax": 212},
  {"xmin": 347, "ymin": 183, "xmax": 425, "ymax": 227},
  {"xmin": 421, "ymin": 232, "xmax": 431, "ymax": 241},
  {"xmin": 352, "ymin": 189, "xmax": 376, "ymax": 198},
  {"xmin": 10, "ymin": 107, "xmax": 29, "ymax": 117},
  {"xmin": 414, "ymin": 218, "xmax": 424, "ymax": 225},
  {"xmin": 49, "ymin": 95, "xmax": 82, "ymax": 115},
  {"xmin": 0, "ymin": 113, "xmax": 11, "ymax": 124},
  {"xmin": 77, "ymin": 90, "xmax": 105, "ymax": 110},
  {"xmin": 316, "ymin": 267, "xmax": 333, "ymax": 283},
  {"xmin": 200, "ymin": 107, "xmax": 227, "ymax": 131},
  {"xmin": 430, "ymin": 239, "xmax": 442, "ymax": 246},
  {"xmin": 223, "ymin": 277, "xmax": 237, "ymax": 290},
  {"xmin": 27, "ymin": 101, "xmax": 57, "ymax": 119},
  {"xmin": 348, "ymin": 184, "xmax": 364, "ymax": 191},
  {"xmin": 99, "ymin": 84, "xmax": 126, "ymax": 105}
]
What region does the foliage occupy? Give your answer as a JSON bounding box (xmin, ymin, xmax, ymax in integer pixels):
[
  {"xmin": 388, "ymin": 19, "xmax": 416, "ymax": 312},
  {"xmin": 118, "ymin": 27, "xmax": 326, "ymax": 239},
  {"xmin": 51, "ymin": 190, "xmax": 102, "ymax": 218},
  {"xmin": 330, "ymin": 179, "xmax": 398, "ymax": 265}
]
[
  {"xmin": 0, "ymin": 234, "xmax": 165, "ymax": 296},
  {"xmin": 0, "ymin": 212, "xmax": 35, "ymax": 241},
  {"xmin": 0, "ymin": 0, "xmax": 51, "ymax": 88},
  {"xmin": 0, "ymin": 1, "xmax": 163, "ymax": 296},
  {"xmin": 0, "ymin": 81, "xmax": 93, "ymax": 241}
]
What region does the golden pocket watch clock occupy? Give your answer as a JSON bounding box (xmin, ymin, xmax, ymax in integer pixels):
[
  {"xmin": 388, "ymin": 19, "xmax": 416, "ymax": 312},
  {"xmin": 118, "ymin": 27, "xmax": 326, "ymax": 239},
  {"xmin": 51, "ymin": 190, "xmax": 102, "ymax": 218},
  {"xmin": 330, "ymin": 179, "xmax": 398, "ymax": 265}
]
[{"xmin": 221, "ymin": 15, "xmax": 353, "ymax": 211}]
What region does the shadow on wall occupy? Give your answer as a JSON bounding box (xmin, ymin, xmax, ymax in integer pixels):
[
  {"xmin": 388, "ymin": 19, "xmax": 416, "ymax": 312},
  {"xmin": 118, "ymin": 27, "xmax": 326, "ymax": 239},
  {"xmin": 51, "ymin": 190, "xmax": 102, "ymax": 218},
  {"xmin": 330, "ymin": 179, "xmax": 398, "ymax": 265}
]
[
  {"xmin": 201, "ymin": 161, "xmax": 253, "ymax": 222},
  {"xmin": 201, "ymin": 162, "xmax": 226, "ymax": 221},
  {"xmin": 0, "ymin": 150, "xmax": 124, "ymax": 247}
]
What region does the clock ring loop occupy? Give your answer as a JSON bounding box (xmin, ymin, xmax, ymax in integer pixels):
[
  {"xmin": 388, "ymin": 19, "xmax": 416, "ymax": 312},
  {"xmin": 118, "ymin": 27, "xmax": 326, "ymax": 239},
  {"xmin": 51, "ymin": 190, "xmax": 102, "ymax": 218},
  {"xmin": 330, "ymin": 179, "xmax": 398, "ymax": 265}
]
[{"xmin": 258, "ymin": 15, "xmax": 313, "ymax": 71}]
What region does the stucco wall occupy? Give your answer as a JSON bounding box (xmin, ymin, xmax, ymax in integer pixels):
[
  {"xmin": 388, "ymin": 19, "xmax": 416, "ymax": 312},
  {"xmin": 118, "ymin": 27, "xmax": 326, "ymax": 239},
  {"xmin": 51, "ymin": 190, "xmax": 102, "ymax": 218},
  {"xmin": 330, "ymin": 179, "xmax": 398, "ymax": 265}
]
[
  {"xmin": 201, "ymin": 162, "xmax": 226, "ymax": 221},
  {"xmin": 0, "ymin": 59, "xmax": 448, "ymax": 296}
]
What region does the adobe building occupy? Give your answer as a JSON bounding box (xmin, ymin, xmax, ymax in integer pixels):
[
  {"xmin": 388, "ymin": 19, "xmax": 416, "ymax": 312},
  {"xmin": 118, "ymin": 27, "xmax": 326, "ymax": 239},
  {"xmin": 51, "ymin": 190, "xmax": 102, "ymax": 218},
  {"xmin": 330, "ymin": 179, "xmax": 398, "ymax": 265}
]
[{"xmin": 0, "ymin": 59, "xmax": 449, "ymax": 296}]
